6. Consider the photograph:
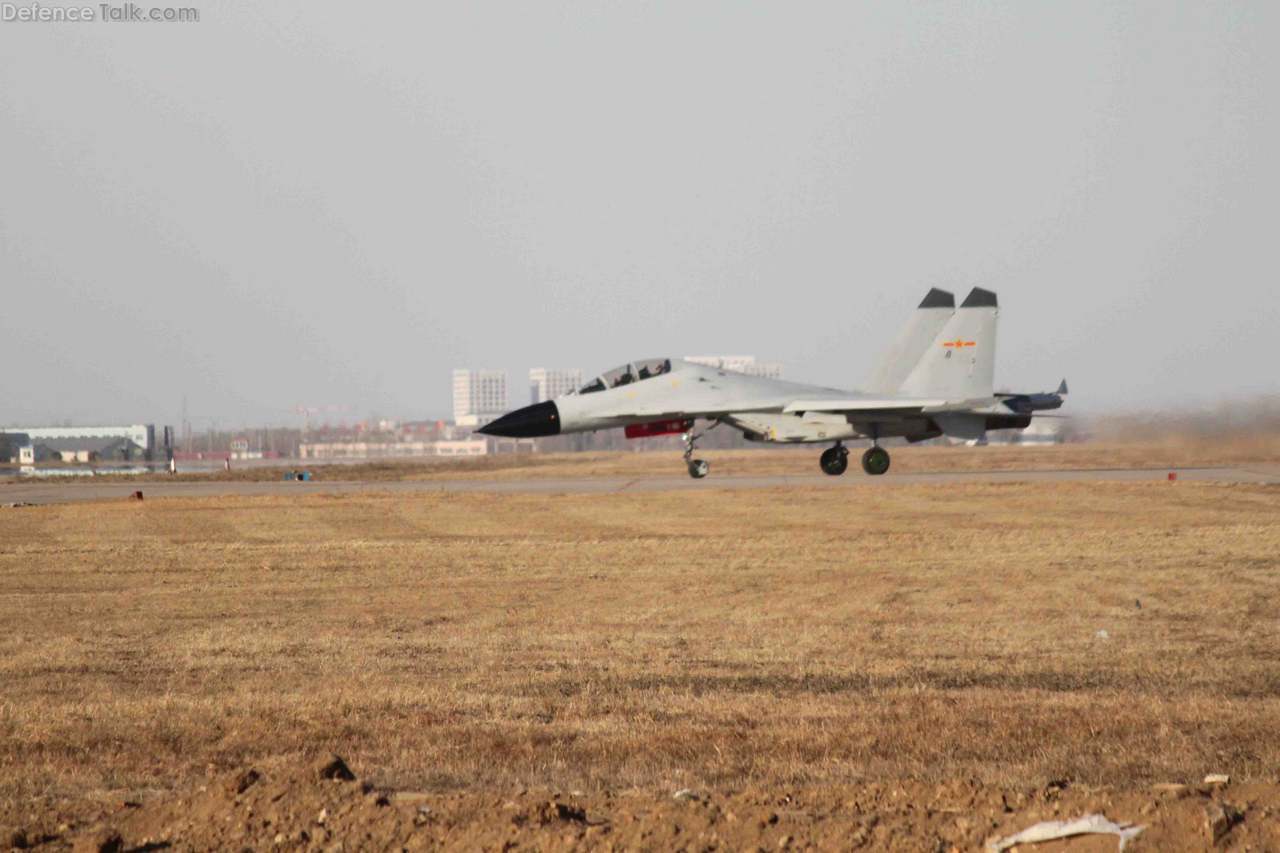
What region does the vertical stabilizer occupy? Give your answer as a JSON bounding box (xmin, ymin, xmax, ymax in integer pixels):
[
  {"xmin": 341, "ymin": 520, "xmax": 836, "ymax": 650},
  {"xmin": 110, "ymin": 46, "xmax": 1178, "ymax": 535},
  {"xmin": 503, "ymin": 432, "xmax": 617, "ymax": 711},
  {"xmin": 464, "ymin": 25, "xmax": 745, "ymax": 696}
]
[
  {"xmin": 899, "ymin": 287, "xmax": 999, "ymax": 400},
  {"xmin": 865, "ymin": 288, "xmax": 955, "ymax": 393}
]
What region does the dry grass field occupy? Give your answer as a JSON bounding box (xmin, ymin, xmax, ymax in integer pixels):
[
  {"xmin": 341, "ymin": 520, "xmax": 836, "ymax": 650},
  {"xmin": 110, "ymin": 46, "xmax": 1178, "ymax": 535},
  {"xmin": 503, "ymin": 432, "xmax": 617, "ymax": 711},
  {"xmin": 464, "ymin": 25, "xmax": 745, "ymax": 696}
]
[{"xmin": 2, "ymin": 475, "xmax": 1279, "ymax": 848}]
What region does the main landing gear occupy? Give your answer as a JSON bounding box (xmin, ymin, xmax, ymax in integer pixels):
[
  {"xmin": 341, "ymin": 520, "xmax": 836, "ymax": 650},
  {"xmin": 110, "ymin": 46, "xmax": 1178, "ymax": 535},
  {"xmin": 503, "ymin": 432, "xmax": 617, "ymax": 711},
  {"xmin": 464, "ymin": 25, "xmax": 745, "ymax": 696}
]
[
  {"xmin": 861, "ymin": 445, "xmax": 891, "ymax": 476},
  {"xmin": 819, "ymin": 443, "xmax": 849, "ymax": 476},
  {"xmin": 682, "ymin": 421, "xmax": 719, "ymax": 479},
  {"xmin": 820, "ymin": 441, "xmax": 890, "ymax": 476}
]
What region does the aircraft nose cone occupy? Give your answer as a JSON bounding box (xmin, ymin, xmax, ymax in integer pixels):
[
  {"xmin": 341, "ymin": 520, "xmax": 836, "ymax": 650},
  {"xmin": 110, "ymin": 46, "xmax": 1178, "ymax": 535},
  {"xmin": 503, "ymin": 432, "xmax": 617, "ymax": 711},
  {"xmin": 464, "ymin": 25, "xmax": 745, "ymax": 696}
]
[{"xmin": 477, "ymin": 401, "xmax": 561, "ymax": 437}]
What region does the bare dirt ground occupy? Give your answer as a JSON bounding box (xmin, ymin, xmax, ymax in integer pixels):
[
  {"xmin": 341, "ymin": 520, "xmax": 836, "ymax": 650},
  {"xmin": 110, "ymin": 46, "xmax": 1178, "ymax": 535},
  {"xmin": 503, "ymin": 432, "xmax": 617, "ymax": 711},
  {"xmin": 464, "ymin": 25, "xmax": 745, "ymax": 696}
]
[
  {"xmin": 2, "ymin": 473, "xmax": 1279, "ymax": 849},
  {"xmin": 25, "ymin": 756, "xmax": 1280, "ymax": 851}
]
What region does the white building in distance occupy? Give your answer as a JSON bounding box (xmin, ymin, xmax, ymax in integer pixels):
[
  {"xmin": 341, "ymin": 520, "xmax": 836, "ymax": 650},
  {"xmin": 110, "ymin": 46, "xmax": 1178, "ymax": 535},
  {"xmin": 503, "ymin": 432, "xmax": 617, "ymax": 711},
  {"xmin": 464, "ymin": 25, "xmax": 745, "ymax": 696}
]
[
  {"xmin": 0, "ymin": 424, "xmax": 161, "ymax": 459},
  {"xmin": 452, "ymin": 369, "xmax": 508, "ymax": 426},
  {"xmin": 529, "ymin": 368, "xmax": 583, "ymax": 405},
  {"xmin": 684, "ymin": 355, "xmax": 782, "ymax": 379}
]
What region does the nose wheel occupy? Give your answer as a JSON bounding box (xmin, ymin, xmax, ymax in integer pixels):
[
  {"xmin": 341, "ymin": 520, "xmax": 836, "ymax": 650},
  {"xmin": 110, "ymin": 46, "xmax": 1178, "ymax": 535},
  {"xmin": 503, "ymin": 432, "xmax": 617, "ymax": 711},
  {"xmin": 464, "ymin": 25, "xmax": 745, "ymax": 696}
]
[
  {"xmin": 861, "ymin": 445, "xmax": 891, "ymax": 476},
  {"xmin": 682, "ymin": 421, "xmax": 719, "ymax": 479},
  {"xmin": 819, "ymin": 443, "xmax": 849, "ymax": 476}
]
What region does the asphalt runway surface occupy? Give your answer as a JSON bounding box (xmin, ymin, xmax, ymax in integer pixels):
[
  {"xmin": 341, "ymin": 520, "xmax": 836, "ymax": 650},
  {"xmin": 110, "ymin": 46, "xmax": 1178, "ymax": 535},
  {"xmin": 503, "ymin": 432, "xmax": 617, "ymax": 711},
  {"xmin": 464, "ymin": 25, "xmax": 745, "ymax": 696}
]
[{"xmin": 3, "ymin": 465, "xmax": 1278, "ymax": 505}]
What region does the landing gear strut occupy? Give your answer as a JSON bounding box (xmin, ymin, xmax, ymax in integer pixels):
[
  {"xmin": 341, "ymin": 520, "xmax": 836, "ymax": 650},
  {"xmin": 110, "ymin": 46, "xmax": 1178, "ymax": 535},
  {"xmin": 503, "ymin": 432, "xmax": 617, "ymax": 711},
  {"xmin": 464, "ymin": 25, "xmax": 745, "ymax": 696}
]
[
  {"xmin": 819, "ymin": 442, "xmax": 849, "ymax": 476},
  {"xmin": 861, "ymin": 445, "xmax": 891, "ymax": 476},
  {"xmin": 682, "ymin": 421, "xmax": 719, "ymax": 479}
]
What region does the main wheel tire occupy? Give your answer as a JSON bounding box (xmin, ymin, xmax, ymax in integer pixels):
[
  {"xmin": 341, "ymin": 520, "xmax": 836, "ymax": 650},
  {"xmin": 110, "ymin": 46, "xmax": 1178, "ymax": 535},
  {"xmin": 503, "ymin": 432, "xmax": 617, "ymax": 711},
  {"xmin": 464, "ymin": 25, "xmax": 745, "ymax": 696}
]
[
  {"xmin": 687, "ymin": 459, "xmax": 710, "ymax": 479},
  {"xmin": 861, "ymin": 446, "xmax": 890, "ymax": 476},
  {"xmin": 819, "ymin": 446, "xmax": 848, "ymax": 476}
]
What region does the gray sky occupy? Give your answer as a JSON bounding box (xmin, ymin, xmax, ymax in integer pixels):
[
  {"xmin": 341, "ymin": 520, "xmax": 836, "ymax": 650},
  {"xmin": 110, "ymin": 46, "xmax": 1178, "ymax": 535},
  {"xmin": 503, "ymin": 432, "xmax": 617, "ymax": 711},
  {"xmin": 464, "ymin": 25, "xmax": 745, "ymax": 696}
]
[{"xmin": 2, "ymin": 2, "xmax": 1276, "ymax": 426}]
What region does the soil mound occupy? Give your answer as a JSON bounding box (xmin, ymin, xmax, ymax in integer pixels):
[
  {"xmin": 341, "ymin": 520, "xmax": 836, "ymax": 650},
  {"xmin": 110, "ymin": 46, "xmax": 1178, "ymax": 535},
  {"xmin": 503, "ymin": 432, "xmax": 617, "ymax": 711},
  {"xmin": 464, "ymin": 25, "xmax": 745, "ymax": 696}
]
[{"xmin": 15, "ymin": 759, "xmax": 1280, "ymax": 850}]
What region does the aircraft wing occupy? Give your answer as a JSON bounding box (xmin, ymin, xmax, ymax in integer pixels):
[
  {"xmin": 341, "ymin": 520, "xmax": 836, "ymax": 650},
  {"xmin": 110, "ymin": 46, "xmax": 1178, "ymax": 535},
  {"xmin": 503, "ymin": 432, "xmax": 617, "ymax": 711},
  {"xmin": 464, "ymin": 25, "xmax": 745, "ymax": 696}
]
[
  {"xmin": 781, "ymin": 398, "xmax": 950, "ymax": 415},
  {"xmin": 619, "ymin": 401, "xmax": 784, "ymax": 420}
]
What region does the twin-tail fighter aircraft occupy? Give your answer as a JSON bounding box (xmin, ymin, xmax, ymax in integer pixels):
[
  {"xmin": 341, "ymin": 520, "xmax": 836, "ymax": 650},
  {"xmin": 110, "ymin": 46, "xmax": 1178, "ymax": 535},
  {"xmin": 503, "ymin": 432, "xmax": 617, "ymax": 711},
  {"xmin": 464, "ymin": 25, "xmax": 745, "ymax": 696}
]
[{"xmin": 479, "ymin": 288, "xmax": 1066, "ymax": 478}]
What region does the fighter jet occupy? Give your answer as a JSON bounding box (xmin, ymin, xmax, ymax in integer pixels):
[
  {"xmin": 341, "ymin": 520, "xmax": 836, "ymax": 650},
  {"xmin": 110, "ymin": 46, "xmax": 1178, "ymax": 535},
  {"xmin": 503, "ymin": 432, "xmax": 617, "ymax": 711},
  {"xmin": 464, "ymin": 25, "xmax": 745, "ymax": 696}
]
[{"xmin": 479, "ymin": 288, "xmax": 1066, "ymax": 478}]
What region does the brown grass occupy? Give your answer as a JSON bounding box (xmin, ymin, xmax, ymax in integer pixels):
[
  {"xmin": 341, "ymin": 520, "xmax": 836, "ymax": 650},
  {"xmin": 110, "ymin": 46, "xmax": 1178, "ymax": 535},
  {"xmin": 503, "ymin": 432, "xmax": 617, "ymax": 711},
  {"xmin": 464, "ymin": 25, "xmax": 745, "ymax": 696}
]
[{"xmin": 2, "ymin": 479, "xmax": 1279, "ymax": 825}]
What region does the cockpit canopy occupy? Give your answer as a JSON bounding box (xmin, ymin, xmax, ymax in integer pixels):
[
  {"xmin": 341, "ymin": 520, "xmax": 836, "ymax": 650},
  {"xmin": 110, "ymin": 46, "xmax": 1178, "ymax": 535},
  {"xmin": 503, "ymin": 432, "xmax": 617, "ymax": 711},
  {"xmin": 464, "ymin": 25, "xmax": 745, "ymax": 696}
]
[{"xmin": 573, "ymin": 358, "xmax": 671, "ymax": 395}]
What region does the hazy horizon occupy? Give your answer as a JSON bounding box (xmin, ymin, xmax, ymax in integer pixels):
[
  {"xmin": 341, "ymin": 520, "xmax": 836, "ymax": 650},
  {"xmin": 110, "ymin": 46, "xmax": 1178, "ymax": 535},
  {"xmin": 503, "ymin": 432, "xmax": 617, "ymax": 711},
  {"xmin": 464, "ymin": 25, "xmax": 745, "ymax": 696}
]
[{"xmin": 3, "ymin": 2, "xmax": 1276, "ymax": 428}]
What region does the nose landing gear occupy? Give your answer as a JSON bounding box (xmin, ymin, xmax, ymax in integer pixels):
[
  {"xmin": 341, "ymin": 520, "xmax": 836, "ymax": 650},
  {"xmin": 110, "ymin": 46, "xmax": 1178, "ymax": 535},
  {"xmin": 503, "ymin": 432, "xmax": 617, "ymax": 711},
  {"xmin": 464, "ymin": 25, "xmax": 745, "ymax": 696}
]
[
  {"xmin": 682, "ymin": 421, "xmax": 719, "ymax": 479},
  {"xmin": 819, "ymin": 443, "xmax": 849, "ymax": 476}
]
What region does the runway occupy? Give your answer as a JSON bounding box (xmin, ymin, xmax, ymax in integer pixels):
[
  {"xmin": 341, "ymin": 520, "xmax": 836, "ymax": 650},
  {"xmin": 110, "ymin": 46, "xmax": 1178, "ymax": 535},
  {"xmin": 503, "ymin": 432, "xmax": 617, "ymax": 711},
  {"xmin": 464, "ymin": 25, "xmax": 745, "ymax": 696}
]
[{"xmin": 3, "ymin": 465, "xmax": 1278, "ymax": 505}]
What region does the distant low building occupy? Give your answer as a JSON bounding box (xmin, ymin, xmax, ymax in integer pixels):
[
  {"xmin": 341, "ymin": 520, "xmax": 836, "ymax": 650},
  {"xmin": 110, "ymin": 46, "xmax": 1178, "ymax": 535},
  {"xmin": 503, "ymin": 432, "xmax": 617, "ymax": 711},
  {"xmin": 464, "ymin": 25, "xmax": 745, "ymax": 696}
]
[
  {"xmin": 684, "ymin": 355, "xmax": 782, "ymax": 379},
  {"xmin": 172, "ymin": 451, "xmax": 232, "ymax": 462},
  {"xmin": 2, "ymin": 424, "xmax": 167, "ymax": 461},
  {"xmin": 0, "ymin": 432, "xmax": 34, "ymax": 465},
  {"xmin": 33, "ymin": 436, "xmax": 145, "ymax": 462},
  {"xmin": 298, "ymin": 439, "xmax": 488, "ymax": 460}
]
